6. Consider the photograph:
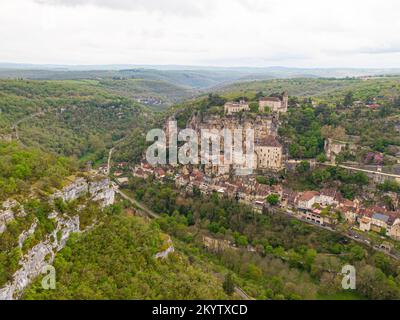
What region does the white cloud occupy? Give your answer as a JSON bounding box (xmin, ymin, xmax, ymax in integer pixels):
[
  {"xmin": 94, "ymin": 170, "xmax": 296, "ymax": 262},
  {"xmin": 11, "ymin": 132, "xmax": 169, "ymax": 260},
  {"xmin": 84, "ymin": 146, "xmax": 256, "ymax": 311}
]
[
  {"xmin": 0, "ymin": 0, "xmax": 399, "ymax": 67},
  {"xmin": 34, "ymin": 0, "xmax": 213, "ymax": 16}
]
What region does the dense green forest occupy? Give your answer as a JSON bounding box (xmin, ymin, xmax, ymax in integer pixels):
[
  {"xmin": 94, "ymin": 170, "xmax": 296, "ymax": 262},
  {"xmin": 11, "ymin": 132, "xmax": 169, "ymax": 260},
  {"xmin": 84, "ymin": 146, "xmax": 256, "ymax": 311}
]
[
  {"xmin": 0, "ymin": 80, "xmax": 154, "ymax": 164},
  {"xmin": 97, "ymin": 78, "xmax": 196, "ymax": 110},
  {"xmin": 278, "ymin": 92, "xmax": 400, "ymax": 159},
  {"xmin": 23, "ymin": 214, "xmax": 230, "ymax": 300},
  {"xmin": 218, "ymin": 77, "xmax": 400, "ymax": 101},
  {"xmin": 0, "ymin": 142, "xmax": 76, "ymax": 200}
]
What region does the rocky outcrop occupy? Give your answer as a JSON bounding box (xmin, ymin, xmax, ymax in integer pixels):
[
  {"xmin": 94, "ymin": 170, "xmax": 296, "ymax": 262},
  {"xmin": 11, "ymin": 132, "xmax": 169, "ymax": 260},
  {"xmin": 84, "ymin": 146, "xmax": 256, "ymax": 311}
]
[
  {"xmin": 89, "ymin": 179, "xmax": 115, "ymax": 207},
  {"xmin": 0, "ymin": 175, "xmax": 115, "ymax": 300},
  {"xmin": 0, "ymin": 133, "xmax": 13, "ymax": 142},
  {"xmin": 0, "ymin": 212, "xmax": 80, "ymax": 300},
  {"xmin": 51, "ymin": 177, "xmax": 88, "ymax": 202},
  {"xmin": 155, "ymin": 238, "xmax": 175, "ymax": 259},
  {"xmin": 51, "ymin": 176, "xmax": 115, "ymax": 208},
  {"xmin": 203, "ymin": 236, "xmax": 236, "ymax": 252},
  {"xmin": 188, "ymin": 113, "xmax": 277, "ymax": 140},
  {"xmin": 0, "ymin": 200, "xmax": 18, "ymax": 234},
  {"xmin": 18, "ymin": 219, "xmax": 38, "ymax": 248}
]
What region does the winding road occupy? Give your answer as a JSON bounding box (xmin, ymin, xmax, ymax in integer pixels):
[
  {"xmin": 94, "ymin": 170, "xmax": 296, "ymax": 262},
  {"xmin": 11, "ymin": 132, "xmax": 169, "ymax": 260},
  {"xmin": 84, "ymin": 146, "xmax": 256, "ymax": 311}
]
[
  {"xmin": 116, "ymin": 189, "xmax": 160, "ymax": 219},
  {"xmin": 11, "ymin": 111, "xmax": 45, "ymax": 141}
]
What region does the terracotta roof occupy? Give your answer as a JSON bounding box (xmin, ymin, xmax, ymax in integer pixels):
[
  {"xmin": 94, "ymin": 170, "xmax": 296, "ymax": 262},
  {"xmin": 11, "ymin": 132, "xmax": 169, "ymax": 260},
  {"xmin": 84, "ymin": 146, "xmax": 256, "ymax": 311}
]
[
  {"xmin": 320, "ymin": 188, "xmax": 338, "ymax": 198},
  {"xmin": 361, "ymin": 217, "xmax": 371, "ymax": 224},
  {"xmin": 155, "ymin": 168, "xmax": 166, "ymax": 176},
  {"xmin": 256, "ymin": 136, "xmax": 282, "ymax": 147},
  {"xmin": 341, "ymin": 199, "xmax": 355, "ymax": 207},
  {"xmin": 135, "ymin": 168, "xmax": 144, "ymax": 175},
  {"xmin": 299, "ymin": 191, "xmax": 319, "ymax": 202},
  {"xmin": 367, "ymin": 104, "xmax": 380, "ymax": 109}
]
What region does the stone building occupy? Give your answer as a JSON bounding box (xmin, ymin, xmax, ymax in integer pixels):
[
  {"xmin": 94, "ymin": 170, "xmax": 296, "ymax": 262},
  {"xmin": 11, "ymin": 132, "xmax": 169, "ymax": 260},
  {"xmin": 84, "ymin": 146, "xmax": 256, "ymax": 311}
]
[
  {"xmin": 389, "ymin": 219, "xmax": 400, "ymax": 240},
  {"xmin": 259, "ymin": 92, "xmax": 288, "ymax": 113},
  {"xmin": 224, "ymin": 100, "xmax": 250, "ymax": 115},
  {"xmin": 359, "ymin": 216, "xmax": 372, "ymax": 232},
  {"xmin": 254, "ymin": 136, "xmax": 283, "ymax": 171},
  {"xmin": 297, "ymin": 191, "xmax": 320, "ymax": 210},
  {"xmin": 324, "ymin": 137, "xmax": 358, "ymax": 162}
]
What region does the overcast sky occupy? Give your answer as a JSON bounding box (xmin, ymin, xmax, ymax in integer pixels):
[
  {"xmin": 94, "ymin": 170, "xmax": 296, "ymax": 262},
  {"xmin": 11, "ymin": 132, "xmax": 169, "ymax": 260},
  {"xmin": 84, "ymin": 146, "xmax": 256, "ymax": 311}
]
[{"xmin": 1, "ymin": 0, "xmax": 399, "ymax": 68}]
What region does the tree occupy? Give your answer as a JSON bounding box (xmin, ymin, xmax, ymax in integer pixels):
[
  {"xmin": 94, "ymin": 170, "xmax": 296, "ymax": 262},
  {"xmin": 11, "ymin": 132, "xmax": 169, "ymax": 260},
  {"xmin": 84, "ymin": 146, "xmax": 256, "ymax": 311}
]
[
  {"xmin": 311, "ymin": 169, "xmax": 331, "ymax": 185},
  {"xmin": 249, "ymin": 102, "xmax": 259, "ymax": 113},
  {"xmin": 316, "ymin": 153, "xmax": 328, "ymax": 163},
  {"xmin": 223, "ymin": 273, "xmax": 235, "ymax": 295},
  {"xmin": 207, "ymin": 94, "xmax": 226, "ymax": 107},
  {"xmin": 344, "ymin": 91, "xmax": 354, "ymax": 107},
  {"xmin": 256, "ymin": 176, "xmax": 268, "ymax": 185},
  {"xmin": 321, "ymin": 125, "xmax": 346, "ymax": 140},
  {"xmin": 234, "ymin": 233, "xmax": 248, "ymax": 247},
  {"xmin": 304, "ymin": 249, "xmax": 317, "ymax": 271},
  {"xmin": 350, "ymin": 245, "xmax": 365, "ymax": 261},
  {"xmin": 266, "ymin": 194, "xmax": 280, "ymax": 206},
  {"xmin": 296, "ymin": 161, "xmax": 310, "ymax": 174},
  {"xmin": 208, "ymin": 222, "xmax": 220, "ymax": 234}
]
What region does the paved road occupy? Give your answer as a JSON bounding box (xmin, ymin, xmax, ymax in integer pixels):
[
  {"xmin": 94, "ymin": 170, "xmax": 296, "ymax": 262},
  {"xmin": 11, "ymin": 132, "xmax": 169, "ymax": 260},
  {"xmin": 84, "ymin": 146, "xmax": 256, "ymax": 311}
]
[
  {"xmin": 287, "ymin": 159, "xmax": 400, "ymax": 180},
  {"xmin": 235, "ymin": 287, "xmax": 255, "ymax": 300},
  {"xmin": 212, "ymin": 272, "xmax": 254, "ymax": 300},
  {"xmin": 105, "ymin": 135, "xmax": 129, "ymax": 174},
  {"xmin": 116, "ymin": 189, "xmax": 160, "ymax": 219},
  {"xmin": 321, "ymin": 162, "xmax": 400, "ymax": 180},
  {"xmin": 273, "ymin": 207, "xmax": 400, "ymax": 261}
]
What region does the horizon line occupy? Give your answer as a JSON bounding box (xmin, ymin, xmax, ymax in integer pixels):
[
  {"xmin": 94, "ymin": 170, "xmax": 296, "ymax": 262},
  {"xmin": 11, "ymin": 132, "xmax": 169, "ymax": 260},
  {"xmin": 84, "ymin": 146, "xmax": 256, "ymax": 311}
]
[{"xmin": 1, "ymin": 62, "xmax": 400, "ymax": 71}]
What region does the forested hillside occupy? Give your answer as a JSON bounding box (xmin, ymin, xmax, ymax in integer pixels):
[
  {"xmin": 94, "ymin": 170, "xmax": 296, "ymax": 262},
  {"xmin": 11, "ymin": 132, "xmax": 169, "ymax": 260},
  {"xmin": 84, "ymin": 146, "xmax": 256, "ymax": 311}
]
[
  {"xmin": 0, "ymin": 142, "xmax": 76, "ymax": 201},
  {"xmin": 23, "ymin": 215, "xmax": 230, "ymax": 300},
  {"xmin": 217, "ymin": 77, "xmax": 400, "ymax": 101},
  {"xmin": 0, "ymin": 80, "xmax": 154, "ymax": 164},
  {"xmin": 96, "ymin": 78, "xmax": 196, "ymax": 110}
]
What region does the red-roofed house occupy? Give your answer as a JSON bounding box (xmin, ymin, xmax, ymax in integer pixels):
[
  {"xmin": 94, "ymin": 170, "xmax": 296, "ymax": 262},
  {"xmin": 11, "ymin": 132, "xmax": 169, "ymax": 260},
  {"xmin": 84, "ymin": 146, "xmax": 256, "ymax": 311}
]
[{"xmin": 297, "ymin": 191, "xmax": 319, "ymax": 210}]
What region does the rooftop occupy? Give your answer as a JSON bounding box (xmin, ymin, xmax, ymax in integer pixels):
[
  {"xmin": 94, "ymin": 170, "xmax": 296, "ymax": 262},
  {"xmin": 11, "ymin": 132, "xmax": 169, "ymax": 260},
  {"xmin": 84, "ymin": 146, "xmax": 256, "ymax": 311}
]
[
  {"xmin": 256, "ymin": 136, "xmax": 282, "ymax": 148},
  {"xmin": 372, "ymin": 213, "xmax": 390, "ymax": 223},
  {"xmin": 260, "ymin": 96, "xmax": 281, "ymax": 102},
  {"xmin": 299, "ymin": 191, "xmax": 319, "ymax": 202}
]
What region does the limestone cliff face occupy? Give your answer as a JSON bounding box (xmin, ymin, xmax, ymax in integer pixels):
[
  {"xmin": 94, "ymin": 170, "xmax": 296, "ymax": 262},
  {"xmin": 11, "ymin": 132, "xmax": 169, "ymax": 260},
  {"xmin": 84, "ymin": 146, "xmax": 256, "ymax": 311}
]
[
  {"xmin": 0, "ymin": 213, "xmax": 80, "ymax": 300},
  {"xmin": 51, "ymin": 176, "xmax": 115, "ymax": 207},
  {"xmin": 188, "ymin": 113, "xmax": 277, "ymax": 141},
  {"xmin": 89, "ymin": 179, "xmax": 115, "ymax": 207},
  {"xmin": 1, "ymin": 176, "xmax": 114, "ymax": 236},
  {"xmin": 18, "ymin": 220, "xmax": 38, "ymax": 248},
  {"xmin": 0, "ymin": 200, "xmax": 17, "ymax": 234},
  {"xmin": 0, "ymin": 175, "xmax": 115, "ymax": 300}
]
